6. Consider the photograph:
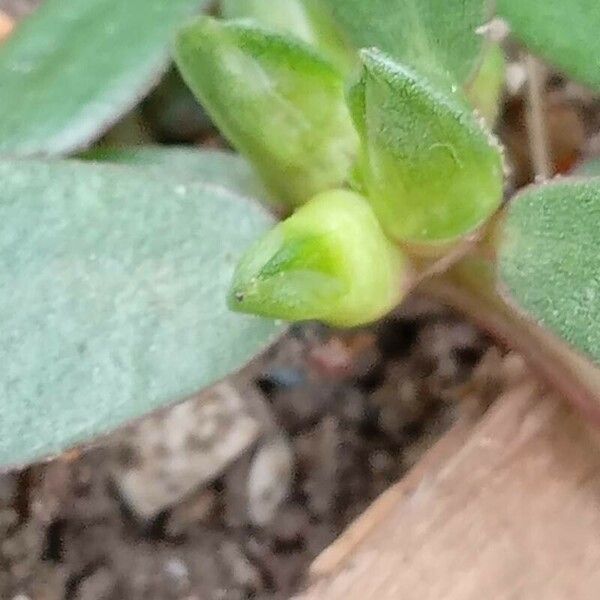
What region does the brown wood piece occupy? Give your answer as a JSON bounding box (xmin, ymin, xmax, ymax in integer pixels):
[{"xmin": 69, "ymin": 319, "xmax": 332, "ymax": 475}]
[{"xmin": 296, "ymin": 368, "xmax": 600, "ymax": 600}]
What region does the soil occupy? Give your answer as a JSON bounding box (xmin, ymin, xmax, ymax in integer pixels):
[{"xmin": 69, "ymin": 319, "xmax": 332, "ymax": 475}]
[{"xmin": 0, "ymin": 299, "xmax": 493, "ymax": 600}]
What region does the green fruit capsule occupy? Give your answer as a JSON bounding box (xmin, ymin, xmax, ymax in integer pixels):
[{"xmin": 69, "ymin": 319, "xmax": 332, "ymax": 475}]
[
  {"xmin": 221, "ymin": 0, "xmax": 353, "ymax": 72},
  {"xmin": 349, "ymin": 49, "xmax": 504, "ymax": 245},
  {"xmin": 174, "ymin": 17, "xmax": 357, "ymax": 208},
  {"xmin": 228, "ymin": 189, "xmax": 409, "ymax": 327}
]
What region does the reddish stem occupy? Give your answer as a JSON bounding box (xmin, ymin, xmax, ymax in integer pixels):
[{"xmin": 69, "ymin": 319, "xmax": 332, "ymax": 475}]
[{"xmin": 420, "ymin": 255, "xmax": 600, "ymax": 426}]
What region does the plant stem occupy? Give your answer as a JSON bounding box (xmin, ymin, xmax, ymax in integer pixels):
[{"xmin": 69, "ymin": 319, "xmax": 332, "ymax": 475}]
[
  {"xmin": 420, "ymin": 254, "xmax": 600, "ymax": 427},
  {"xmin": 525, "ymin": 54, "xmax": 552, "ymax": 181}
]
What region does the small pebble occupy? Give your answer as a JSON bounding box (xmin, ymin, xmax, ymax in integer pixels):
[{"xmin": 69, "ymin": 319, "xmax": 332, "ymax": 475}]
[{"xmin": 247, "ymin": 436, "xmax": 294, "ymax": 526}]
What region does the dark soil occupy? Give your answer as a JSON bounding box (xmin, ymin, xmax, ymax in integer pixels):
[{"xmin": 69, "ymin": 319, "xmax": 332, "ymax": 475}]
[{"xmin": 0, "ymin": 299, "xmax": 493, "ymax": 600}]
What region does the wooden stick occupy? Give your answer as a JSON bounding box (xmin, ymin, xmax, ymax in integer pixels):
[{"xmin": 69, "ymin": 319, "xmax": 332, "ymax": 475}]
[
  {"xmin": 525, "ymin": 54, "xmax": 552, "ymax": 181},
  {"xmin": 296, "ymin": 359, "xmax": 600, "ymax": 599}
]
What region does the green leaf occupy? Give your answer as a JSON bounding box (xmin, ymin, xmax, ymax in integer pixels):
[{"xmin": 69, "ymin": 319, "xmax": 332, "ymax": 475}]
[
  {"xmin": 221, "ymin": 0, "xmax": 353, "ymax": 72},
  {"xmin": 229, "ymin": 189, "xmax": 408, "ymax": 327},
  {"xmin": 466, "ymin": 43, "xmax": 506, "ymax": 126},
  {"xmin": 0, "ymin": 158, "xmax": 282, "ymax": 468},
  {"xmin": 0, "ymin": 0, "xmax": 206, "ymax": 156},
  {"xmin": 499, "ymin": 178, "xmax": 600, "ymax": 364},
  {"xmin": 174, "ymin": 17, "xmax": 357, "ymax": 208},
  {"xmin": 498, "ymin": 0, "xmax": 600, "ymax": 92},
  {"xmin": 318, "ymin": 0, "xmax": 491, "ymax": 85},
  {"xmin": 222, "ymin": 0, "xmax": 315, "ymax": 38},
  {"xmin": 81, "ymin": 145, "xmax": 268, "ymax": 201},
  {"xmin": 575, "ymin": 156, "xmax": 600, "ymax": 178},
  {"xmin": 350, "ymin": 49, "xmax": 503, "ymax": 244}
]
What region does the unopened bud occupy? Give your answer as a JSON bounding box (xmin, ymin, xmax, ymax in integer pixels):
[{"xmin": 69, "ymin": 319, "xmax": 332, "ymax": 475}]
[
  {"xmin": 229, "ymin": 190, "xmax": 409, "ymax": 327},
  {"xmin": 175, "ymin": 17, "xmax": 357, "ymax": 208}
]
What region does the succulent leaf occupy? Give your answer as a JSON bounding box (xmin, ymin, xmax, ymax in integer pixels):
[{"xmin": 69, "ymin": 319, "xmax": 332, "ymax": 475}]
[
  {"xmin": 349, "ymin": 49, "xmax": 504, "ymax": 245},
  {"xmin": 221, "ymin": 0, "xmax": 353, "ymax": 71}
]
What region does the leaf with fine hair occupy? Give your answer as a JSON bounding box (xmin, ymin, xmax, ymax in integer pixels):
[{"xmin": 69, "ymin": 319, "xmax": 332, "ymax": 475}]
[
  {"xmin": 0, "ymin": 158, "xmax": 282, "ymax": 468},
  {"xmin": 349, "ymin": 49, "xmax": 503, "ymax": 245},
  {"xmin": 498, "ymin": 0, "xmax": 600, "ymax": 92},
  {"xmin": 499, "ymin": 178, "xmax": 600, "ymax": 364},
  {"xmin": 317, "ymin": 0, "xmax": 492, "ymax": 86},
  {"xmin": 0, "ymin": 0, "xmax": 207, "ymax": 156},
  {"xmin": 81, "ymin": 145, "xmax": 268, "ymax": 201}
]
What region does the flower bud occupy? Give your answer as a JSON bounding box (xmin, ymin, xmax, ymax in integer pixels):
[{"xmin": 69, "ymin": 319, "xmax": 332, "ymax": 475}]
[
  {"xmin": 349, "ymin": 49, "xmax": 503, "ymax": 245},
  {"xmin": 229, "ymin": 189, "xmax": 409, "ymax": 327},
  {"xmin": 175, "ymin": 17, "xmax": 357, "ymax": 208}
]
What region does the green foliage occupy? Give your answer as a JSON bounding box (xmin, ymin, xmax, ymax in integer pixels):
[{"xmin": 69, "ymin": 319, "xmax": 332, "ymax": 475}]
[
  {"xmin": 575, "ymin": 157, "xmax": 600, "ymax": 178},
  {"xmin": 499, "ymin": 179, "xmax": 600, "ymax": 363},
  {"xmin": 81, "ymin": 145, "xmax": 267, "ymax": 201},
  {"xmin": 498, "ymin": 0, "xmax": 600, "ymax": 92},
  {"xmin": 466, "ymin": 44, "xmax": 506, "ymax": 126},
  {"xmin": 8, "ymin": 0, "xmax": 600, "ymax": 464},
  {"xmin": 222, "ymin": 0, "xmax": 314, "ymax": 37},
  {"xmin": 0, "ymin": 0, "xmax": 206, "ymax": 156},
  {"xmin": 229, "ymin": 190, "xmax": 408, "ymax": 327},
  {"xmin": 221, "ymin": 0, "xmax": 352, "ymax": 71},
  {"xmin": 349, "ymin": 49, "xmax": 504, "ymax": 244},
  {"xmin": 175, "ymin": 17, "xmax": 357, "ymax": 208},
  {"xmin": 0, "ymin": 159, "xmax": 281, "ymax": 467},
  {"xmin": 318, "ymin": 0, "xmax": 491, "ymax": 86}
]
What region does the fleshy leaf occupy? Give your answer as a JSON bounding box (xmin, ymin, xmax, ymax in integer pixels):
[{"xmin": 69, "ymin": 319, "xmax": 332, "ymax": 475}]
[
  {"xmin": 318, "ymin": 0, "xmax": 491, "ymax": 85},
  {"xmin": 499, "ymin": 178, "xmax": 600, "ymax": 364},
  {"xmin": 221, "ymin": 0, "xmax": 352, "ymax": 71},
  {"xmin": 81, "ymin": 145, "xmax": 267, "ymax": 201},
  {"xmin": 174, "ymin": 17, "xmax": 357, "ymax": 208},
  {"xmin": 0, "ymin": 158, "xmax": 282, "ymax": 468},
  {"xmin": 0, "ymin": 0, "xmax": 206, "ymax": 156},
  {"xmin": 229, "ymin": 189, "xmax": 408, "ymax": 327},
  {"xmin": 222, "ymin": 0, "xmax": 314, "ymax": 37},
  {"xmin": 350, "ymin": 49, "xmax": 503, "ymax": 244},
  {"xmin": 466, "ymin": 43, "xmax": 506, "ymax": 126},
  {"xmin": 498, "ymin": 0, "xmax": 600, "ymax": 92}
]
